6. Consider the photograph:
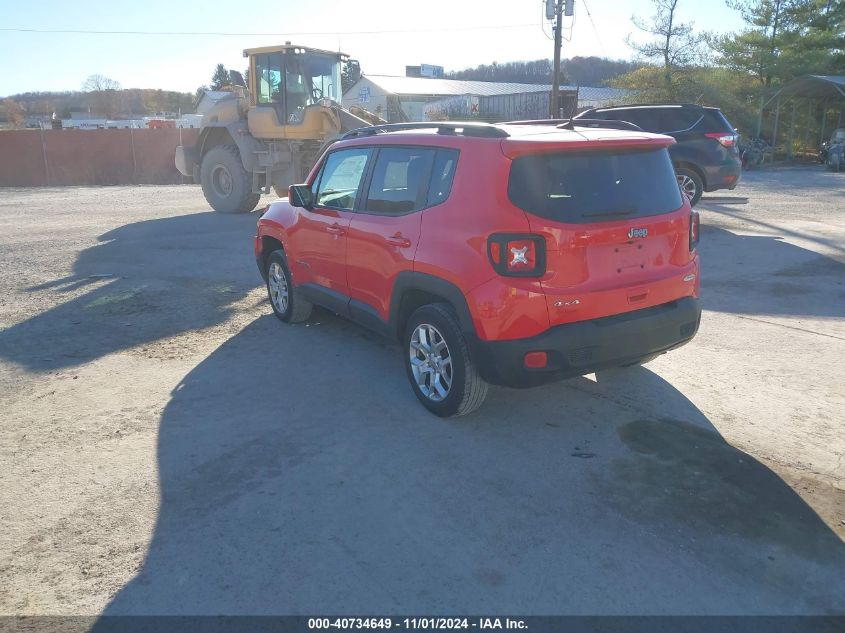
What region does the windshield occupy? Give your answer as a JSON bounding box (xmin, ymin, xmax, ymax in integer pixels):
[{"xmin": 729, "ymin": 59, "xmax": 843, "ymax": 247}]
[
  {"xmin": 284, "ymin": 54, "xmax": 341, "ymax": 124},
  {"xmin": 508, "ymin": 148, "xmax": 683, "ymax": 223}
]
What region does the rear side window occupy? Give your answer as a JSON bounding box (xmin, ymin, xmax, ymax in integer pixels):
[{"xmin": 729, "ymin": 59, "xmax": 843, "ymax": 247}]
[
  {"xmin": 428, "ymin": 149, "xmax": 459, "ymax": 206},
  {"xmin": 657, "ymin": 108, "xmax": 703, "ymax": 132},
  {"xmin": 698, "ymin": 109, "xmax": 735, "ymax": 134},
  {"xmin": 508, "ymin": 148, "xmax": 683, "ymax": 223},
  {"xmin": 598, "ymin": 108, "xmax": 660, "ymax": 132},
  {"xmin": 363, "ymin": 147, "xmax": 435, "ymax": 215}
]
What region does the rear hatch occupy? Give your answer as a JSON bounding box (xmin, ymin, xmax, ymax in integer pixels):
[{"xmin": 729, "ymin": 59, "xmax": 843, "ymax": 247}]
[{"xmin": 504, "ymin": 133, "xmax": 697, "ymax": 326}]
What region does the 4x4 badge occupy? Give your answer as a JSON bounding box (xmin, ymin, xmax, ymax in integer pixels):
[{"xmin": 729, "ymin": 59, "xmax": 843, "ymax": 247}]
[{"xmin": 628, "ymin": 227, "xmax": 648, "ymax": 239}]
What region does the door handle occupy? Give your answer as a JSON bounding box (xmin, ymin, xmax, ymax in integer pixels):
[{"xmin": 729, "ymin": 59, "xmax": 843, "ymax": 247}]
[
  {"xmin": 386, "ymin": 233, "xmax": 412, "ymax": 248},
  {"xmin": 326, "ymin": 222, "xmax": 345, "ymax": 236}
]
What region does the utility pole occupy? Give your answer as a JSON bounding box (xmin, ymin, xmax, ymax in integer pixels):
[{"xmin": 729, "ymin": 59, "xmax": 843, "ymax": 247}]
[
  {"xmin": 550, "ymin": 0, "xmax": 563, "ymax": 118},
  {"xmin": 548, "ymin": 0, "xmax": 574, "ymax": 119}
]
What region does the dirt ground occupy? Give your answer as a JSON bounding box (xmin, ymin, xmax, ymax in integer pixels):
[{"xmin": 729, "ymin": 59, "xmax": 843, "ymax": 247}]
[{"xmin": 0, "ymin": 168, "xmax": 843, "ymax": 616}]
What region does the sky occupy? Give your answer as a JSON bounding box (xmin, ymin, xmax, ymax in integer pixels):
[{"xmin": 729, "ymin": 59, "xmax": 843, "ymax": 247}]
[{"xmin": 0, "ymin": 0, "xmax": 746, "ymax": 96}]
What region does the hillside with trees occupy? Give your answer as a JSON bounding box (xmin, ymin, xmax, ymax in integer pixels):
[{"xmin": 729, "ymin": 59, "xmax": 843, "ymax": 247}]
[
  {"xmin": 2, "ymin": 88, "xmax": 194, "ymax": 123},
  {"xmin": 446, "ymin": 57, "xmax": 642, "ymax": 87},
  {"xmin": 0, "ymin": 74, "xmax": 195, "ymax": 127}
]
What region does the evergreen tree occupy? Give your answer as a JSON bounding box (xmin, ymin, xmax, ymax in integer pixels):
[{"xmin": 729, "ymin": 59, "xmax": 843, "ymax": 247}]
[
  {"xmin": 342, "ymin": 60, "xmax": 362, "ymax": 95},
  {"xmin": 211, "ymin": 64, "xmax": 230, "ymax": 91}
]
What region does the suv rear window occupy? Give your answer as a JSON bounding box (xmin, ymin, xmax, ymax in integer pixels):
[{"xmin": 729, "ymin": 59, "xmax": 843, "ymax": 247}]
[{"xmin": 508, "ymin": 148, "xmax": 683, "ymax": 223}]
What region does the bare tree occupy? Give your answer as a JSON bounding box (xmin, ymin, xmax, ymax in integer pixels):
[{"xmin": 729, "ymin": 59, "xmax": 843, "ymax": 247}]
[
  {"xmin": 627, "ymin": 0, "xmax": 703, "ymax": 100},
  {"xmin": 2, "ymin": 98, "xmax": 26, "ymax": 128},
  {"xmin": 80, "ymin": 75, "xmax": 122, "ymax": 118},
  {"xmin": 81, "ymin": 74, "xmax": 121, "ymax": 92}
]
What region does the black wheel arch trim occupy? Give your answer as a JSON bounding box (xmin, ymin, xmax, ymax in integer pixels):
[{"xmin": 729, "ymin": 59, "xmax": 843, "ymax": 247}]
[{"xmin": 389, "ymin": 272, "xmax": 476, "ymax": 339}]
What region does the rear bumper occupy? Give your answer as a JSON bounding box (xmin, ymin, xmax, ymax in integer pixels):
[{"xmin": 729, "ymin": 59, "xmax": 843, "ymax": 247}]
[
  {"xmin": 703, "ymin": 157, "xmax": 741, "ymax": 192},
  {"xmin": 469, "ymin": 298, "xmax": 701, "ymax": 387}
]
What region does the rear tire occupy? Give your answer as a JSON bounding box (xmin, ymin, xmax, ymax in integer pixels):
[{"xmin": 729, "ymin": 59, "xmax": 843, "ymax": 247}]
[
  {"xmin": 265, "ymin": 250, "xmax": 312, "ymax": 323},
  {"xmin": 404, "ymin": 303, "xmax": 488, "ymax": 417},
  {"xmin": 676, "ymin": 167, "xmax": 704, "ymax": 207},
  {"xmin": 200, "ymin": 143, "xmax": 260, "ymax": 213}
]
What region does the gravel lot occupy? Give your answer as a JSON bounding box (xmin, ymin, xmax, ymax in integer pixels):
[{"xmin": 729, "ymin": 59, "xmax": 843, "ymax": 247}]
[{"xmin": 1, "ymin": 168, "xmax": 843, "ymax": 615}]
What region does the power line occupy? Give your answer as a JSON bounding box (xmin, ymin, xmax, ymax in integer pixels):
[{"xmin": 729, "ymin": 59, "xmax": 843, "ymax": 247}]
[
  {"xmin": 580, "ymin": 0, "xmax": 606, "ymax": 56},
  {"xmin": 0, "ymin": 24, "xmax": 538, "ymax": 37}
]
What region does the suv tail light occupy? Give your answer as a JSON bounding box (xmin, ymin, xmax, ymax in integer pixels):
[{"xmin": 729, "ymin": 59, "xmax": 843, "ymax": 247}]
[
  {"xmin": 704, "ymin": 132, "xmax": 737, "ymax": 148},
  {"xmin": 689, "ymin": 211, "xmax": 700, "ymax": 251},
  {"xmin": 487, "ymin": 234, "xmax": 546, "ymax": 277}
]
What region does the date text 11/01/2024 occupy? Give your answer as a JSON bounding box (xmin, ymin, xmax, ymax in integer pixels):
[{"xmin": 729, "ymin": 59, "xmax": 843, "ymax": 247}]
[{"xmin": 308, "ymin": 618, "xmax": 528, "ymax": 630}]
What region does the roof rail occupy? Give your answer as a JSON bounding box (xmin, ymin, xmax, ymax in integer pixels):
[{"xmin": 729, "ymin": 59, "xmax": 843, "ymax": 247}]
[
  {"xmin": 340, "ymin": 121, "xmax": 509, "ymax": 140},
  {"xmin": 502, "ymin": 119, "xmax": 571, "ymax": 125},
  {"xmin": 500, "ymin": 118, "xmax": 644, "ymax": 132},
  {"xmin": 560, "ymin": 118, "xmax": 644, "ymax": 132},
  {"xmin": 589, "ymin": 103, "xmax": 703, "ymax": 110}
]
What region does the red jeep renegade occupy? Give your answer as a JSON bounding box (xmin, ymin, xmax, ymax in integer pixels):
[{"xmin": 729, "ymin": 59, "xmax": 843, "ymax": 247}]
[{"xmin": 254, "ymin": 121, "xmax": 701, "ymax": 417}]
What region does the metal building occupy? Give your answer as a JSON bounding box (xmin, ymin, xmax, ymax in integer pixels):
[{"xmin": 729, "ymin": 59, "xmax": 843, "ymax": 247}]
[{"xmin": 342, "ymin": 75, "xmax": 627, "ymax": 123}]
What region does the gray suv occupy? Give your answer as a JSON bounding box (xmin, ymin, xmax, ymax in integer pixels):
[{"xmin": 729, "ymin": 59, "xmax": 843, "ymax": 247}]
[{"xmin": 575, "ymin": 104, "xmax": 741, "ymax": 206}]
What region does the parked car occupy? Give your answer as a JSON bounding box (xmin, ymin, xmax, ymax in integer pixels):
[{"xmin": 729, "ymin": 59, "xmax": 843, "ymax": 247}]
[
  {"xmin": 254, "ymin": 121, "xmax": 701, "ymax": 416},
  {"xmin": 574, "ymin": 104, "xmax": 741, "ymax": 206}
]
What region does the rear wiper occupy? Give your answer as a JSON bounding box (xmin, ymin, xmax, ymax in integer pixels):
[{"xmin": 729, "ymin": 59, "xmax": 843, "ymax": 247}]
[{"xmin": 580, "ymin": 209, "xmax": 637, "ymax": 218}]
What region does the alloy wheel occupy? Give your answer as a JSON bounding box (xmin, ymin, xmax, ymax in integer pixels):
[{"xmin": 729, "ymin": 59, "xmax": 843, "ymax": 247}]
[
  {"xmin": 409, "ymin": 323, "xmax": 453, "ymax": 402},
  {"xmin": 268, "ymin": 261, "xmax": 289, "ymax": 314},
  {"xmin": 677, "ymin": 174, "xmax": 697, "ymax": 201}
]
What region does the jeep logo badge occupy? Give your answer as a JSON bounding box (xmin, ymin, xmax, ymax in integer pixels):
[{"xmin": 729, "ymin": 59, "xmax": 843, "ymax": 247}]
[{"xmin": 628, "ymin": 227, "xmax": 648, "ymax": 239}]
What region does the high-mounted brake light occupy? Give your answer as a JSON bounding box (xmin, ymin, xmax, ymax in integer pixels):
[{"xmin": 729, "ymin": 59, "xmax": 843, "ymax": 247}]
[
  {"xmin": 487, "ymin": 234, "xmax": 546, "ymax": 277},
  {"xmin": 705, "ymin": 132, "xmax": 737, "ymax": 148},
  {"xmin": 689, "ymin": 211, "xmax": 700, "ymax": 251}
]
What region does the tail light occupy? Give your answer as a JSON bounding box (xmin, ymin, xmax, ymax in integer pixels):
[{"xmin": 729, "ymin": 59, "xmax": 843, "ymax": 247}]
[
  {"xmin": 689, "ymin": 211, "xmax": 700, "ymax": 251},
  {"xmin": 705, "ymin": 132, "xmax": 737, "ymax": 148},
  {"xmin": 487, "ymin": 234, "xmax": 546, "ymax": 277}
]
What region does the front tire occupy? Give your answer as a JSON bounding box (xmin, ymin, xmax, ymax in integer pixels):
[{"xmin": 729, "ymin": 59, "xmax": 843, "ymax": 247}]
[
  {"xmin": 200, "ymin": 144, "xmax": 260, "ymax": 213},
  {"xmin": 265, "ymin": 250, "xmax": 312, "ymax": 323},
  {"xmin": 404, "ymin": 303, "xmax": 488, "ymax": 417},
  {"xmin": 676, "ymin": 167, "xmax": 704, "ymax": 207}
]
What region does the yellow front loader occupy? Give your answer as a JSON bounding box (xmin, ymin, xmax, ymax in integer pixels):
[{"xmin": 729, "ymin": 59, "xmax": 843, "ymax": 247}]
[{"xmin": 176, "ymin": 44, "xmax": 382, "ymax": 213}]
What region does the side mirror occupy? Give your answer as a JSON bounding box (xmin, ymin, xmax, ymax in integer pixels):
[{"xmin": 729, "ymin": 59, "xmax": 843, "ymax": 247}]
[{"xmin": 288, "ymin": 184, "xmax": 313, "ymax": 208}]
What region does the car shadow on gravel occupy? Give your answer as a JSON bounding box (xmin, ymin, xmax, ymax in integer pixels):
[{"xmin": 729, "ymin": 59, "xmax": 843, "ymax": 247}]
[
  {"xmin": 93, "ymin": 314, "xmax": 845, "ymax": 617},
  {"xmin": 0, "ymin": 211, "xmax": 261, "ymax": 370},
  {"xmin": 696, "ymin": 225, "xmax": 845, "ymax": 319}
]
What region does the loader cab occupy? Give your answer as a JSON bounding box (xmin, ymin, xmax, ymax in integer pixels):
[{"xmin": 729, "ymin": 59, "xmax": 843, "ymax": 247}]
[{"xmin": 246, "ymin": 44, "xmax": 346, "ymax": 141}]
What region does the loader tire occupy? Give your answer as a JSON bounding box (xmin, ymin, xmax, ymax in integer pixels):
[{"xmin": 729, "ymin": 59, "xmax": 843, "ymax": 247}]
[{"xmin": 200, "ymin": 144, "xmax": 260, "ymax": 213}]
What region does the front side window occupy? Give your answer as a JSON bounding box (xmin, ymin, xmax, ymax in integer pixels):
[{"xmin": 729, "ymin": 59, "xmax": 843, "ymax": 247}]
[
  {"xmin": 314, "ymin": 148, "xmax": 371, "ymax": 210},
  {"xmin": 508, "ymin": 148, "xmax": 683, "ymax": 223},
  {"xmin": 363, "ymin": 148, "xmax": 436, "ymax": 215}
]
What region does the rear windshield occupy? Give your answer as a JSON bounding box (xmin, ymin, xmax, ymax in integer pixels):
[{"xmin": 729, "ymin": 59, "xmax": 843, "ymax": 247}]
[{"xmin": 508, "ymin": 148, "xmax": 683, "ymax": 223}]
